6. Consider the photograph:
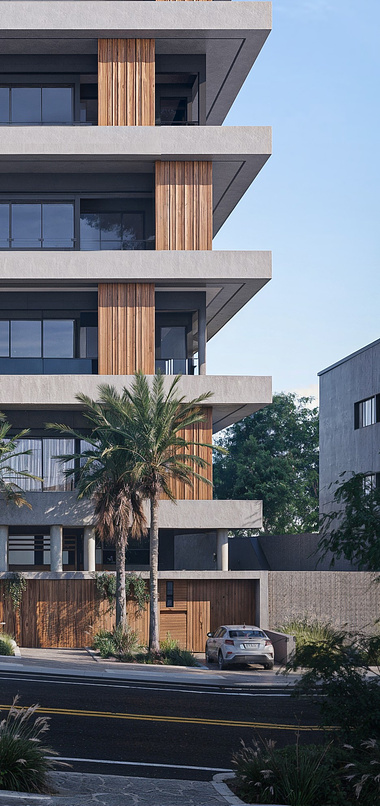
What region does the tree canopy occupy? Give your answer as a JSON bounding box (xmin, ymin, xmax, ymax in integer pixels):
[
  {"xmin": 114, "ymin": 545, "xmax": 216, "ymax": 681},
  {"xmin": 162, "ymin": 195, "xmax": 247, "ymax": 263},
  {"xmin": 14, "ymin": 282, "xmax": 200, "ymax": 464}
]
[
  {"xmin": 213, "ymin": 393, "xmax": 319, "ymax": 534},
  {"xmin": 318, "ymin": 472, "xmax": 380, "ymax": 572}
]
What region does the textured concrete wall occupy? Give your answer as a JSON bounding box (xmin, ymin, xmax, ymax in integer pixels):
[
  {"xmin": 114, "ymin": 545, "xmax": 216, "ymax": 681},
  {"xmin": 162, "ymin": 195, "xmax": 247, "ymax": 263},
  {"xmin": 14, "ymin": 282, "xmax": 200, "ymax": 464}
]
[
  {"xmin": 319, "ymin": 340, "xmax": 380, "ymax": 514},
  {"xmin": 268, "ymin": 571, "xmax": 380, "ymax": 633}
]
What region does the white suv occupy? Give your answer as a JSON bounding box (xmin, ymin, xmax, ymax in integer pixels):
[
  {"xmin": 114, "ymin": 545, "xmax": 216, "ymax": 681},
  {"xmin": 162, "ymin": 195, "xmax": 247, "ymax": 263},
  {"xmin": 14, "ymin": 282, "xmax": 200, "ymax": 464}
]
[{"xmin": 205, "ymin": 624, "xmax": 274, "ymax": 670}]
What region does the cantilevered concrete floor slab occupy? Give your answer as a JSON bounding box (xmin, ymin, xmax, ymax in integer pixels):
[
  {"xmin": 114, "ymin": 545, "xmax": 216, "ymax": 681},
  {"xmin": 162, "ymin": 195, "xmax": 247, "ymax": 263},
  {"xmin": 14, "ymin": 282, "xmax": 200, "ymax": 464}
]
[
  {"xmin": 0, "ymin": 1, "xmax": 272, "ymax": 124},
  {"xmin": 0, "ymin": 126, "xmax": 271, "ymax": 233},
  {"xmin": 0, "ymin": 374, "xmax": 272, "ymax": 432}
]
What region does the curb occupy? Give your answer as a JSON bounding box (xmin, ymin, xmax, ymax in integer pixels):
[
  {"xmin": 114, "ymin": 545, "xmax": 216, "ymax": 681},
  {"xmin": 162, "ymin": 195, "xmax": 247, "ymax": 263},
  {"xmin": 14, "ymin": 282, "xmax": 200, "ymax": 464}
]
[{"xmin": 212, "ymin": 773, "xmax": 288, "ymax": 806}]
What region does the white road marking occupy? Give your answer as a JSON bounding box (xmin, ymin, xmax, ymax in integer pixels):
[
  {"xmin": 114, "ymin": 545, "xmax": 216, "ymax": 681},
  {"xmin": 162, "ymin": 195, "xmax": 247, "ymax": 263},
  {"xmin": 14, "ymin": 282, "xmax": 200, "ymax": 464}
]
[
  {"xmin": 54, "ymin": 756, "xmax": 233, "ymax": 773},
  {"xmin": 0, "ymin": 674, "xmax": 291, "ymax": 697}
]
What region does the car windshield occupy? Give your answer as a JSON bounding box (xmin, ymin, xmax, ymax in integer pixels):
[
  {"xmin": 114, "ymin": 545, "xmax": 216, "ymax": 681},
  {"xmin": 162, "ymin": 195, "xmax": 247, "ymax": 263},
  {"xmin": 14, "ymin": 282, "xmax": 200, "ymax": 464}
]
[{"xmin": 229, "ymin": 630, "xmax": 266, "ymax": 638}]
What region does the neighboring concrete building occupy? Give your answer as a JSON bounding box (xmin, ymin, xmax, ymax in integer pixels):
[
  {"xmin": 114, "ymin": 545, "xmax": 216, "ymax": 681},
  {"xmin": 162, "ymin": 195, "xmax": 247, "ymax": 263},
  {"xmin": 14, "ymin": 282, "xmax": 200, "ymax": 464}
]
[
  {"xmin": 0, "ymin": 0, "xmax": 273, "ymax": 649},
  {"xmin": 318, "ymin": 339, "xmax": 380, "ymax": 516}
]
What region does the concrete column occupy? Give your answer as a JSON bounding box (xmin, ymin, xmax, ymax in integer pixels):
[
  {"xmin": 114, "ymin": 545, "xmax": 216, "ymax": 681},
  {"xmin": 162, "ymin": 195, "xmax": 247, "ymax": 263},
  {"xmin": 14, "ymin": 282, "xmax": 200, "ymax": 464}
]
[
  {"xmin": 50, "ymin": 525, "xmax": 63, "ymax": 572},
  {"xmin": 216, "ymin": 529, "xmax": 229, "ymax": 571},
  {"xmin": 83, "ymin": 527, "xmax": 96, "ymax": 573},
  {"xmin": 0, "ymin": 525, "xmax": 8, "ymax": 572},
  {"xmin": 198, "ymin": 303, "xmax": 206, "ymax": 376}
]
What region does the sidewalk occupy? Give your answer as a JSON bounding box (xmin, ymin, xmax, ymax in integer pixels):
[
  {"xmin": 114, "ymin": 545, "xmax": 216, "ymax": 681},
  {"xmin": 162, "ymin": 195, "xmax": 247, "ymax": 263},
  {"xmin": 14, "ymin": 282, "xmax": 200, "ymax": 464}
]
[
  {"xmin": 0, "ymin": 646, "xmax": 294, "ymax": 687},
  {"xmin": 0, "ymin": 771, "xmax": 241, "ymax": 806}
]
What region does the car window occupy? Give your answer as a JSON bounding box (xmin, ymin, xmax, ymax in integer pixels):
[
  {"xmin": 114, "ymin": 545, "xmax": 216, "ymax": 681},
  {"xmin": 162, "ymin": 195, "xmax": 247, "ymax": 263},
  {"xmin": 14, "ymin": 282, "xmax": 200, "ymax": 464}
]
[
  {"xmin": 213, "ymin": 628, "xmax": 222, "ymax": 638},
  {"xmin": 229, "ymin": 630, "xmax": 266, "ymax": 638},
  {"xmin": 219, "ymin": 628, "xmax": 227, "ymax": 638}
]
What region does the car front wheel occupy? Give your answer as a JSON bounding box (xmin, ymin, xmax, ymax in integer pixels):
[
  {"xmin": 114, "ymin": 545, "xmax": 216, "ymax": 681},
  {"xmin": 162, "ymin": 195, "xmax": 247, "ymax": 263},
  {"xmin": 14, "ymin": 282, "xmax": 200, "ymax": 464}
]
[{"xmin": 218, "ymin": 651, "xmax": 226, "ymax": 670}]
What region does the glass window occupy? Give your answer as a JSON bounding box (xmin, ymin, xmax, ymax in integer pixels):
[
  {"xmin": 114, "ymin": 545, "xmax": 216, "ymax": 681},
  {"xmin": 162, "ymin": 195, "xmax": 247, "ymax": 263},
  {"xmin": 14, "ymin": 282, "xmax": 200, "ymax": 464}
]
[
  {"xmin": 43, "ymin": 438, "xmax": 74, "ymax": 492},
  {"xmin": 43, "ymin": 320, "xmax": 74, "ymax": 358},
  {"xmin": 122, "ymin": 213, "xmax": 144, "ymax": 250},
  {"xmin": 42, "ymin": 203, "xmax": 74, "ymax": 248},
  {"xmin": 80, "ymin": 213, "xmax": 101, "ymax": 250},
  {"xmin": 0, "ymin": 204, "xmax": 9, "ymax": 248},
  {"xmin": 9, "ymin": 537, "xmax": 36, "ymax": 566},
  {"xmin": 11, "ymin": 88, "xmax": 41, "ymax": 123},
  {"xmin": 160, "ymin": 326, "xmax": 187, "ymax": 360},
  {"xmin": 159, "ymin": 97, "xmax": 187, "ymax": 124},
  {"xmin": 0, "ymin": 321, "xmax": 9, "ymax": 356},
  {"xmin": 11, "ymin": 320, "xmax": 41, "ymax": 358},
  {"xmin": 12, "ymin": 204, "xmax": 41, "ymax": 248},
  {"xmin": 42, "ymin": 87, "xmax": 73, "ymax": 124},
  {"xmin": 5, "ymin": 438, "xmax": 42, "ymax": 491},
  {"xmin": 357, "ymin": 396, "xmax": 376, "ymax": 428},
  {"xmin": 0, "ymin": 88, "xmax": 9, "ymax": 123},
  {"xmin": 100, "ymin": 213, "xmax": 122, "ymax": 250}
]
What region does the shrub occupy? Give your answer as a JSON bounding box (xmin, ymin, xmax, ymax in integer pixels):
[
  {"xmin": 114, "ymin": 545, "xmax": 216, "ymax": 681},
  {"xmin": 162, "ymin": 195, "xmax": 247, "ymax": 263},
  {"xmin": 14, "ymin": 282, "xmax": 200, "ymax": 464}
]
[
  {"xmin": 277, "ymin": 617, "xmax": 338, "ymax": 649},
  {"xmin": 0, "ymin": 633, "xmax": 15, "ymax": 656},
  {"xmin": 344, "ymin": 738, "xmax": 380, "ymax": 804},
  {"xmin": 0, "ymin": 698, "xmax": 58, "ymax": 793},
  {"xmin": 92, "ymin": 624, "xmax": 140, "ymax": 660},
  {"xmin": 160, "ymin": 634, "xmax": 197, "ymax": 667},
  {"xmin": 232, "ymin": 737, "xmax": 342, "ymax": 806}
]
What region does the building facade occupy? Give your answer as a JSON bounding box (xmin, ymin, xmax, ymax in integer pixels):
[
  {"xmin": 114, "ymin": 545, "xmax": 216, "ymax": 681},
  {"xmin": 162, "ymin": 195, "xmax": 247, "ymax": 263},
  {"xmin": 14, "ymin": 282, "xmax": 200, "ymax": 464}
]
[
  {"xmin": 0, "ymin": 0, "xmax": 273, "ymax": 649},
  {"xmin": 318, "ymin": 338, "xmax": 380, "ymax": 516}
]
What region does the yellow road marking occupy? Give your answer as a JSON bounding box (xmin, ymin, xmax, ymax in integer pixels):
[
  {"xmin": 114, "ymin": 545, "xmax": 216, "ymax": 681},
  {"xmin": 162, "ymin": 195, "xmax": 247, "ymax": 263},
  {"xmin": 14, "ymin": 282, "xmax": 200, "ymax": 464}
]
[{"xmin": 0, "ymin": 703, "xmax": 327, "ymax": 732}]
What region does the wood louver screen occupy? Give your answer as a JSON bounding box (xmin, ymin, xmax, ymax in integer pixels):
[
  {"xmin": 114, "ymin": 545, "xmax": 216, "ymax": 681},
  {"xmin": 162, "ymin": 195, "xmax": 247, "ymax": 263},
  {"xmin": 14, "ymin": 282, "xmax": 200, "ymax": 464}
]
[
  {"xmin": 162, "ymin": 407, "xmax": 213, "ymax": 500},
  {"xmin": 155, "ymin": 161, "xmax": 212, "ymax": 250},
  {"xmin": 98, "ymin": 39, "xmax": 155, "ymax": 126},
  {"xmin": 98, "ymin": 283, "xmax": 155, "ymax": 375}
]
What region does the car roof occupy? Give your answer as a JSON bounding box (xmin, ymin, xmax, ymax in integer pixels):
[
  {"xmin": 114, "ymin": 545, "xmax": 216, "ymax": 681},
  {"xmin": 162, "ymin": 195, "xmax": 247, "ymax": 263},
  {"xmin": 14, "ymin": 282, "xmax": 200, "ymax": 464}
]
[{"xmin": 219, "ymin": 625, "xmax": 262, "ymax": 630}]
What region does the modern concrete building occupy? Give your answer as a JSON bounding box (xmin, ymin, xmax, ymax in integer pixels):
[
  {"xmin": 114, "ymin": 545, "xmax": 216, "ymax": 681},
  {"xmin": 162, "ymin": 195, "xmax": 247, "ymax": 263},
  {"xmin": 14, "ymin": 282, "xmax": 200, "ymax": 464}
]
[
  {"xmin": 318, "ymin": 338, "xmax": 380, "ymax": 516},
  {"xmin": 0, "ymin": 0, "xmax": 273, "ymax": 649}
]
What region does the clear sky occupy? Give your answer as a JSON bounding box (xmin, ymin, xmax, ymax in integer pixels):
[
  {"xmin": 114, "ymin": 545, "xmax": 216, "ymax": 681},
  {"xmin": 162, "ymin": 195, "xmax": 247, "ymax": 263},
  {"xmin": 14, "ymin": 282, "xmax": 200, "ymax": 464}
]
[{"xmin": 208, "ymin": 0, "xmax": 380, "ymax": 402}]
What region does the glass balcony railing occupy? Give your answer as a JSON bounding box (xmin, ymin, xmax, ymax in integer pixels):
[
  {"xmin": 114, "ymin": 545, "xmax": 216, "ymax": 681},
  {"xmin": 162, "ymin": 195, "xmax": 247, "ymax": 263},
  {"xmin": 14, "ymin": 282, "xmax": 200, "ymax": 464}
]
[{"xmin": 155, "ymin": 358, "xmax": 196, "ymax": 376}]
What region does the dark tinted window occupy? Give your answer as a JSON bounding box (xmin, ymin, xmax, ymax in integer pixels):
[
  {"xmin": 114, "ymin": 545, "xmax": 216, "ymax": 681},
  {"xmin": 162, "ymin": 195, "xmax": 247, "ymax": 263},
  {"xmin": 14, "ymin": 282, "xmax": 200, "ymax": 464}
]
[
  {"xmin": 11, "ymin": 320, "xmax": 41, "ymax": 358},
  {"xmin": 0, "ymin": 88, "xmax": 9, "ymax": 123},
  {"xmin": 0, "ymin": 203, "xmax": 74, "ymax": 250},
  {"xmin": 0, "ymin": 86, "xmax": 74, "ymax": 124},
  {"xmin": 0, "ymin": 321, "xmax": 9, "ymax": 356},
  {"xmin": 43, "ymin": 320, "xmax": 74, "ymax": 358},
  {"xmin": 12, "ymin": 204, "xmax": 41, "ymax": 248},
  {"xmin": 12, "ymin": 88, "xmax": 41, "ymax": 123},
  {"xmin": 160, "ymin": 97, "xmax": 187, "ymax": 124},
  {"xmin": 229, "ymin": 630, "xmax": 266, "ymax": 638},
  {"xmin": 42, "ymin": 204, "xmax": 74, "ymax": 248},
  {"xmin": 42, "ymin": 88, "xmax": 72, "ymax": 123},
  {"xmin": 0, "ymin": 205, "xmax": 9, "ymax": 247}
]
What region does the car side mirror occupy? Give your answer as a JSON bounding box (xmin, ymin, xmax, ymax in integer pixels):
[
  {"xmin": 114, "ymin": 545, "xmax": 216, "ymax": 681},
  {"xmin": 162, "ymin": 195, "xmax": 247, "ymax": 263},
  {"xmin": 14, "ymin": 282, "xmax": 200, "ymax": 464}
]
[{"xmin": 207, "ymin": 632, "xmax": 214, "ymax": 637}]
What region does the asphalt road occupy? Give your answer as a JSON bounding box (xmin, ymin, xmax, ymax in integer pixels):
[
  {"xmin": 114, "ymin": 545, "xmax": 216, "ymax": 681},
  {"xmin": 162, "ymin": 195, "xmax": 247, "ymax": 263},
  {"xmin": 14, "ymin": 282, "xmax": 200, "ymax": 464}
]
[{"xmin": 0, "ymin": 670, "xmax": 323, "ymax": 781}]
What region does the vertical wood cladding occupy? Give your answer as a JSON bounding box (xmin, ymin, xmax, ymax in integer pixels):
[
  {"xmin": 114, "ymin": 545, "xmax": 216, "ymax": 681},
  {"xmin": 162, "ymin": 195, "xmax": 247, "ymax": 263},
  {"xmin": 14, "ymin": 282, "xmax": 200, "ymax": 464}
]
[
  {"xmin": 98, "ymin": 283, "xmax": 155, "ymax": 375},
  {"xmin": 98, "ymin": 39, "xmax": 155, "ymax": 126},
  {"xmin": 155, "ymin": 161, "xmax": 213, "ymax": 250},
  {"xmin": 163, "ymin": 406, "xmax": 213, "ymax": 500}
]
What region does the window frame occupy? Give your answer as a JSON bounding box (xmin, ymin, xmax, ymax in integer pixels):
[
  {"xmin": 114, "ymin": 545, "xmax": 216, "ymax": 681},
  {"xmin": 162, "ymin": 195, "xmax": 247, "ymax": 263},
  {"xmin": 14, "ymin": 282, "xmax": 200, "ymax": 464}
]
[{"xmin": 0, "ymin": 75, "xmax": 79, "ymax": 124}]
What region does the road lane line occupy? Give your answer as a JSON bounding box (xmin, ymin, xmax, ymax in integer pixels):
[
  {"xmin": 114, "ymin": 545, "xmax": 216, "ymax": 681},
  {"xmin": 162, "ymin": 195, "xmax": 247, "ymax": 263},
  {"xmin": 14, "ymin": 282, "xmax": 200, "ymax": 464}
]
[
  {"xmin": 0, "ymin": 703, "xmax": 326, "ymax": 731},
  {"xmin": 54, "ymin": 756, "xmax": 233, "ymax": 773},
  {"xmin": 0, "ymin": 674, "xmax": 291, "ymax": 696}
]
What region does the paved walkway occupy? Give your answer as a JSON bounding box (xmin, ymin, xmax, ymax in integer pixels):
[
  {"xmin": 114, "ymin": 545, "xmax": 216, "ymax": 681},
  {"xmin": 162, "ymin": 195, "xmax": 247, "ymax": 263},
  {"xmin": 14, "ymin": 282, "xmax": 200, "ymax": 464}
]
[{"xmin": 0, "ymin": 772, "xmax": 240, "ymax": 806}]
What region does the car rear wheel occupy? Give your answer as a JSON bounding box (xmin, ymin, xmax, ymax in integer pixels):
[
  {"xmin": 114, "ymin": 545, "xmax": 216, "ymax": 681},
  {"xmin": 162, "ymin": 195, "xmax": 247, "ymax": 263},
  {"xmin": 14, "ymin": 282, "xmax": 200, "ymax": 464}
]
[
  {"xmin": 218, "ymin": 651, "xmax": 226, "ymax": 670},
  {"xmin": 263, "ymin": 662, "xmax": 274, "ymax": 670}
]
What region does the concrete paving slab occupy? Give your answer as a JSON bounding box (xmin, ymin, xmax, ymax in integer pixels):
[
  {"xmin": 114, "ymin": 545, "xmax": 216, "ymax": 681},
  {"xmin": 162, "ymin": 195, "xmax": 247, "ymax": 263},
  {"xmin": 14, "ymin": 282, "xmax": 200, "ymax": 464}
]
[{"xmin": 0, "ymin": 772, "xmax": 231, "ymax": 806}]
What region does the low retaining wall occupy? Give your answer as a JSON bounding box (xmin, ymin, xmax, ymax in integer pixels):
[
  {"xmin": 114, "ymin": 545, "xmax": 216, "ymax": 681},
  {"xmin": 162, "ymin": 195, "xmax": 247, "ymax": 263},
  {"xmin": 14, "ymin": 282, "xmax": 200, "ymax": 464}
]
[{"xmin": 264, "ymin": 629, "xmax": 296, "ymax": 665}]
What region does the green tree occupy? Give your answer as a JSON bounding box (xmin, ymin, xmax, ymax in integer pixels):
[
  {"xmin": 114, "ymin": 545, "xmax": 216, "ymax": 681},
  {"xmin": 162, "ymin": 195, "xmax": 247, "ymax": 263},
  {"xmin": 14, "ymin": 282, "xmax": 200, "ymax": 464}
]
[
  {"xmin": 318, "ymin": 472, "xmax": 380, "ymax": 571},
  {"xmin": 47, "ymin": 390, "xmax": 146, "ymax": 628},
  {"xmin": 0, "ymin": 414, "xmax": 41, "ymax": 509},
  {"xmin": 49, "ymin": 374, "xmax": 213, "ymax": 649},
  {"xmin": 213, "ymin": 393, "xmax": 319, "ymax": 534},
  {"xmin": 120, "ymin": 373, "xmax": 213, "ymax": 653}
]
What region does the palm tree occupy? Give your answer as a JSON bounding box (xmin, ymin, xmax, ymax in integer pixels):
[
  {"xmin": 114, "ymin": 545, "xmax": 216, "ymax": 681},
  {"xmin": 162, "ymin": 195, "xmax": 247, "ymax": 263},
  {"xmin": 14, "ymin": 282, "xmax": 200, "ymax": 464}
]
[
  {"xmin": 46, "ymin": 393, "xmax": 146, "ymax": 627},
  {"xmin": 48, "ymin": 374, "xmax": 214, "ymax": 650},
  {"xmin": 0, "ymin": 414, "xmax": 41, "ymax": 509},
  {"xmin": 121, "ymin": 373, "xmax": 213, "ymax": 654}
]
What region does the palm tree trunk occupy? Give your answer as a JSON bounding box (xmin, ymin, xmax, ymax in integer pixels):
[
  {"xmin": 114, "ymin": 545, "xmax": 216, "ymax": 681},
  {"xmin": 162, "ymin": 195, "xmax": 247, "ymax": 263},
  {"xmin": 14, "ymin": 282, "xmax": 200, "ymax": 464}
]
[
  {"xmin": 149, "ymin": 496, "xmax": 160, "ymax": 653},
  {"xmin": 115, "ymin": 536, "xmax": 127, "ymax": 629}
]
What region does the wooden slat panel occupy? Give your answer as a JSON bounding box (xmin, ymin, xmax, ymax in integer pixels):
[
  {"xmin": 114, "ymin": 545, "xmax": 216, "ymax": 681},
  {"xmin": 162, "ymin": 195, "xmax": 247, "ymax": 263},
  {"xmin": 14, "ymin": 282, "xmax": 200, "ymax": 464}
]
[
  {"xmin": 161, "ymin": 406, "xmax": 213, "ymax": 500},
  {"xmin": 98, "ymin": 38, "xmax": 155, "ymax": 126},
  {"xmin": 155, "ymin": 161, "xmax": 212, "ymax": 250},
  {"xmin": 98, "ymin": 282, "xmax": 155, "ymax": 375}
]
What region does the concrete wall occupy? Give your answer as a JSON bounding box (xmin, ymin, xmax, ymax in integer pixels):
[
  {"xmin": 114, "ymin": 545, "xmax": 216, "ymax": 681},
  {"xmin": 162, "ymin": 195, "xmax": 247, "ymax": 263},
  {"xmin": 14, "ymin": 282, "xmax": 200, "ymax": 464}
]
[
  {"xmin": 268, "ymin": 571, "xmax": 380, "ymax": 634},
  {"xmin": 319, "ymin": 339, "xmax": 380, "ymax": 514}
]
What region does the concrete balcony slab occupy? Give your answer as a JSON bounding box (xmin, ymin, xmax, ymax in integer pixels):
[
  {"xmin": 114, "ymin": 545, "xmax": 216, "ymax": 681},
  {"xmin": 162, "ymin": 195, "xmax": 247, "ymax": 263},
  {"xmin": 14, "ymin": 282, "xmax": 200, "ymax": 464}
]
[
  {"xmin": 0, "ymin": 374, "xmax": 272, "ymax": 432},
  {"xmin": 0, "ymin": 1, "xmax": 272, "ymax": 124},
  {"xmin": 0, "ymin": 126, "xmax": 271, "ymax": 233},
  {"xmin": 0, "ymin": 250, "xmax": 272, "ymax": 338}
]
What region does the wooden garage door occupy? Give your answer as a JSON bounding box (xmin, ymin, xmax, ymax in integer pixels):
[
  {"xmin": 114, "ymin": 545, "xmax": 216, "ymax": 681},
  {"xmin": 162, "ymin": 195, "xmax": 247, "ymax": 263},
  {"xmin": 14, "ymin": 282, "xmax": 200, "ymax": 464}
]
[{"xmin": 159, "ymin": 611, "xmax": 187, "ymax": 648}]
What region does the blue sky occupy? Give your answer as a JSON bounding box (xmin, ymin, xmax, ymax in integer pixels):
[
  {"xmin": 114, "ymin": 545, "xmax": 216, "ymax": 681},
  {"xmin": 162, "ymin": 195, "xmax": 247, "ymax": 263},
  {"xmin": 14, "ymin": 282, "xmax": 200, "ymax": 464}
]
[{"xmin": 209, "ymin": 0, "xmax": 380, "ymax": 402}]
